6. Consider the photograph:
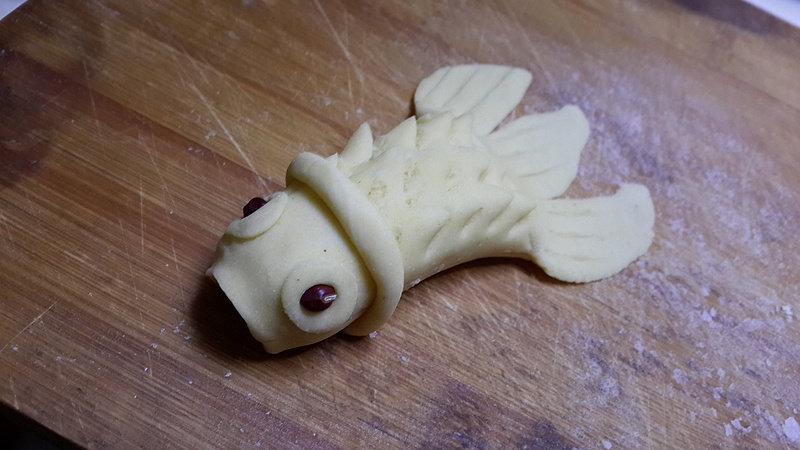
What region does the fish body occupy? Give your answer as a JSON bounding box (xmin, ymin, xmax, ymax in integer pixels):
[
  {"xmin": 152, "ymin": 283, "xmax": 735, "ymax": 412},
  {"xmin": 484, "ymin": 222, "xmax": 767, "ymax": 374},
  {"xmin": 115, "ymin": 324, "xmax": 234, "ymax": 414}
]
[{"xmin": 208, "ymin": 65, "xmax": 654, "ymax": 353}]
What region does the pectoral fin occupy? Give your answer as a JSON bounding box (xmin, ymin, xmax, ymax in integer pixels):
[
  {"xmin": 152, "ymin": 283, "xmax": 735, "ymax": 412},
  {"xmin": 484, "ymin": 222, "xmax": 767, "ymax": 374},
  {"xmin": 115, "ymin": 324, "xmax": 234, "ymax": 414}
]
[
  {"xmin": 484, "ymin": 105, "xmax": 590, "ymax": 199},
  {"xmin": 528, "ymin": 184, "xmax": 655, "ymax": 283}
]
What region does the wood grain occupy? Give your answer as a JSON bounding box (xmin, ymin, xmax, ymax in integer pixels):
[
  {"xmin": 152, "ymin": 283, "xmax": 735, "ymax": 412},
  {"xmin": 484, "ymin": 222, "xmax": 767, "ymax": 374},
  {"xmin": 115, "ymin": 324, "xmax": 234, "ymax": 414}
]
[{"xmin": 2, "ymin": 0, "xmax": 799, "ymax": 448}]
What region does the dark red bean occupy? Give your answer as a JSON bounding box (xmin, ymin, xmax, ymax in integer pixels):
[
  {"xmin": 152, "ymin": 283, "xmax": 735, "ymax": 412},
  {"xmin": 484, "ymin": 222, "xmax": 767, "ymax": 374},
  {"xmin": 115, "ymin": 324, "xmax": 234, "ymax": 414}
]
[
  {"xmin": 300, "ymin": 284, "xmax": 337, "ymax": 312},
  {"xmin": 242, "ymin": 197, "xmax": 269, "ymax": 218}
]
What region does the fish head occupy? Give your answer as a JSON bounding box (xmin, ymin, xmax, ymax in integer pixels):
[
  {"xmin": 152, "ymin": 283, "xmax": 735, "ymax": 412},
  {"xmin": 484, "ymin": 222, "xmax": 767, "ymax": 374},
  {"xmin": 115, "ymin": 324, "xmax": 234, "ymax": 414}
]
[{"xmin": 207, "ymin": 186, "xmax": 376, "ymax": 353}]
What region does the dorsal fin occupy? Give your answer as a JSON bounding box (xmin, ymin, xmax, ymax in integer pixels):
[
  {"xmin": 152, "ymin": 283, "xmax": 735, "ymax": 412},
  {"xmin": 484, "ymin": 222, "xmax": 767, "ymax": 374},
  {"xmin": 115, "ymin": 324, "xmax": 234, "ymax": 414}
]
[
  {"xmin": 337, "ymin": 122, "xmax": 374, "ymax": 172},
  {"xmin": 416, "ymin": 112, "xmax": 453, "ymax": 150},
  {"xmin": 374, "ymin": 116, "xmax": 417, "ymax": 155},
  {"xmin": 414, "ymin": 65, "xmax": 532, "ymax": 136}
]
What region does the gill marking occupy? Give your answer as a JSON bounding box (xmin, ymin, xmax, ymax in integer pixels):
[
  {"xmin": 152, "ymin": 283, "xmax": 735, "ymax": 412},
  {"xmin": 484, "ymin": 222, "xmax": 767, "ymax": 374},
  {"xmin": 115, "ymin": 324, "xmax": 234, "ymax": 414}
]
[{"xmin": 424, "ymin": 217, "xmax": 452, "ymax": 258}]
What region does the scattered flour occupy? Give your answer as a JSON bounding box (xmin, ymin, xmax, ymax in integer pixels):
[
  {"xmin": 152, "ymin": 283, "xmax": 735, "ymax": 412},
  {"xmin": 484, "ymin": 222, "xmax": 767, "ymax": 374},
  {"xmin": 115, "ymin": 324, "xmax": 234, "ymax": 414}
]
[
  {"xmin": 731, "ymin": 417, "xmax": 751, "ymax": 433},
  {"xmin": 672, "ymin": 369, "xmax": 687, "ymax": 386},
  {"xmin": 782, "ymin": 305, "xmax": 794, "ymax": 323},
  {"xmin": 784, "ymin": 417, "xmax": 800, "ymax": 443}
]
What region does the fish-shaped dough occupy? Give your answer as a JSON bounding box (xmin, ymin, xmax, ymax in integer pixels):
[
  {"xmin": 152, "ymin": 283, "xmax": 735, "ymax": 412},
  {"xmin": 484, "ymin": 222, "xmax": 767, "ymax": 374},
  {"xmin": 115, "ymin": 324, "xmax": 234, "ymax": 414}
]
[{"xmin": 208, "ymin": 65, "xmax": 655, "ymax": 353}]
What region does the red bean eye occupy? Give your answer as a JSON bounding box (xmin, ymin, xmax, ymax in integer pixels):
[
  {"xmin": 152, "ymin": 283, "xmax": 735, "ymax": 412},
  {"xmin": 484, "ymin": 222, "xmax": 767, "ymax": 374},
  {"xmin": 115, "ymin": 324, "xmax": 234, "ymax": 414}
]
[
  {"xmin": 300, "ymin": 284, "xmax": 337, "ymax": 312},
  {"xmin": 242, "ymin": 197, "xmax": 269, "ymax": 218}
]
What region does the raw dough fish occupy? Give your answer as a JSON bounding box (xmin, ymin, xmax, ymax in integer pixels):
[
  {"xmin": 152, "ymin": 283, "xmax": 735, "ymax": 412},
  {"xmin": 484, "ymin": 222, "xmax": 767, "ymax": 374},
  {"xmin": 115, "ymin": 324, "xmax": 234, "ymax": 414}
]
[{"xmin": 208, "ymin": 65, "xmax": 655, "ymax": 353}]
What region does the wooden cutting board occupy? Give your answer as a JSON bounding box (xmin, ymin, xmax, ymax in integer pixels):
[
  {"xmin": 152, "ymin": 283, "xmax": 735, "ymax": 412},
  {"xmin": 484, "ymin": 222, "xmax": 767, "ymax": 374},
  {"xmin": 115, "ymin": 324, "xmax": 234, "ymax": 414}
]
[{"xmin": 2, "ymin": 1, "xmax": 799, "ymax": 448}]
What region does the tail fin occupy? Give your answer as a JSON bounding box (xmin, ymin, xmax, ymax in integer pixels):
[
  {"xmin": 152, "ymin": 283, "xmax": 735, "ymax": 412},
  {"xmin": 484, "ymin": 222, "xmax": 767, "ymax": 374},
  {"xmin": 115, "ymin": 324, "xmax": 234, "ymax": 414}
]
[
  {"xmin": 414, "ymin": 65, "xmax": 532, "ymax": 136},
  {"xmin": 528, "ymin": 184, "xmax": 655, "ymax": 283}
]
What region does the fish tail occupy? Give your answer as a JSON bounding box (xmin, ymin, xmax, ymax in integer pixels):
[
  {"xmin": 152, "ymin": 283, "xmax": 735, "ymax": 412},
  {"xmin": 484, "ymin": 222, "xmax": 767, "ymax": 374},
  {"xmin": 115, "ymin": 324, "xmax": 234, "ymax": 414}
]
[{"xmin": 525, "ymin": 184, "xmax": 655, "ymax": 282}]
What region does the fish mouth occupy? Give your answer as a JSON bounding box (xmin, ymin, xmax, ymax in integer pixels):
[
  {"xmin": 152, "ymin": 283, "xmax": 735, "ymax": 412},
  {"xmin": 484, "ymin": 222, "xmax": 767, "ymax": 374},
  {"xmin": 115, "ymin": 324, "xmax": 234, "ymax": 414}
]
[
  {"xmin": 206, "ymin": 263, "xmax": 270, "ymax": 344},
  {"xmin": 207, "ymin": 243, "xmax": 356, "ymax": 354}
]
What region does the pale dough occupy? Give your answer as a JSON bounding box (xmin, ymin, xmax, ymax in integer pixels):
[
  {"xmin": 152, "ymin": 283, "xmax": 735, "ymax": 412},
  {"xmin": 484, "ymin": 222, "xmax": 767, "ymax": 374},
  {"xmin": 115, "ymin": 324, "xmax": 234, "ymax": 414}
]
[{"xmin": 208, "ymin": 64, "xmax": 655, "ymax": 353}]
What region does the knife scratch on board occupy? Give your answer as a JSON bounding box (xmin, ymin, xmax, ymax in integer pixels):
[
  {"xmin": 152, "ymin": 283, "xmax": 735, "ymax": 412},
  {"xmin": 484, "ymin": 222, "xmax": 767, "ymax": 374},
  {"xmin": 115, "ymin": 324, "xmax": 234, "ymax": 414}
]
[
  {"xmin": 314, "ymin": 0, "xmax": 365, "ymax": 89},
  {"xmin": 0, "ymin": 302, "xmax": 57, "ymax": 353},
  {"xmin": 499, "ymin": 3, "xmax": 562, "ymax": 104},
  {"xmin": 169, "ymin": 51, "xmax": 191, "ymax": 90},
  {"xmin": 0, "ymin": 213, "xmax": 12, "ymax": 248},
  {"xmin": 170, "ymin": 237, "xmax": 187, "ymax": 305},
  {"xmin": 551, "ymin": 2, "xmax": 587, "ymax": 57},
  {"xmin": 190, "ymin": 84, "xmax": 267, "ymax": 190},
  {"xmin": 141, "ymin": 127, "xmax": 177, "ymax": 215},
  {"xmin": 117, "ymin": 217, "xmax": 144, "ymax": 323},
  {"xmin": 139, "ymin": 180, "xmax": 145, "ymax": 256},
  {"xmin": 8, "ymin": 378, "xmax": 19, "ymax": 410},
  {"xmin": 81, "ymin": 59, "xmax": 102, "ymax": 138},
  {"xmin": 178, "ymin": 41, "xmax": 211, "ymax": 86}
]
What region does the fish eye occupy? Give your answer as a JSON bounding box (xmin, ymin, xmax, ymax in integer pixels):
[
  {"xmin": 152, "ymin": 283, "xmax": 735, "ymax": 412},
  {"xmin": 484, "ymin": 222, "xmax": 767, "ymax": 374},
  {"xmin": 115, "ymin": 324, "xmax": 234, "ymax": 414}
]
[
  {"xmin": 242, "ymin": 197, "xmax": 269, "ymax": 218},
  {"xmin": 224, "ymin": 192, "xmax": 288, "ymax": 239},
  {"xmin": 300, "ymin": 284, "xmax": 337, "ymax": 311},
  {"xmin": 281, "ymin": 258, "xmax": 357, "ymax": 334}
]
